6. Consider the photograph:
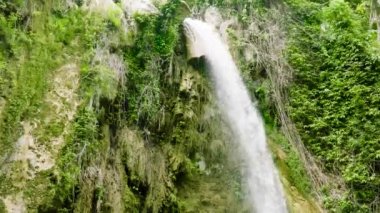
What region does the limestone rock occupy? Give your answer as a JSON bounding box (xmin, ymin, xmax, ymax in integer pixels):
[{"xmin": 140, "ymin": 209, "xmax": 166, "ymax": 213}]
[
  {"xmin": 121, "ymin": 0, "xmax": 159, "ymax": 16},
  {"xmin": 84, "ymin": 0, "xmax": 123, "ymax": 15},
  {"xmin": 204, "ymin": 6, "xmax": 223, "ymax": 28},
  {"xmin": 2, "ymin": 194, "xmax": 26, "ymax": 213}
]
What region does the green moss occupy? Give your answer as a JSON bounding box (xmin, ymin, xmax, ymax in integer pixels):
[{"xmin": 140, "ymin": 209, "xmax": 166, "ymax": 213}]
[
  {"xmin": 0, "ymin": 199, "xmax": 5, "ymax": 213},
  {"xmin": 124, "ymin": 185, "xmax": 141, "ymax": 213},
  {"xmin": 177, "ymin": 171, "xmax": 250, "ymax": 213},
  {"xmin": 0, "ymin": 173, "xmax": 12, "ymax": 197},
  {"xmin": 23, "ymin": 170, "xmax": 56, "ymax": 210}
]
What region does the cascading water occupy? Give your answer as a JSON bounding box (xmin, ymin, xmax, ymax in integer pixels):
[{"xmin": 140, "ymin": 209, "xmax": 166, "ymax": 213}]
[{"xmin": 184, "ymin": 18, "xmax": 287, "ymax": 213}]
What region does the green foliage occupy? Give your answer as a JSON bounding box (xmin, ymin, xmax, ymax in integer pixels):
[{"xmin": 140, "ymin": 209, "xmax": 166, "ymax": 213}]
[
  {"xmin": 0, "ymin": 199, "xmax": 4, "ymax": 212},
  {"xmin": 267, "ymin": 124, "xmax": 312, "ymax": 196},
  {"xmin": 107, "ymin": 8, "xmax": 123, "ymax": 29},
  {"xmin": 287, "ymin": 0, "xmax": 380, "ymax": 211},
  {"xmin": 52, "ymin": 108, "xmax": 98, "ymax": 210},
  {"xmin": 133, "ymin": 0, "xmax": 183, "ymax": 57},
  {"xmin": 124, "ymin": 185, "xmax": 141, "ymax": 213},
  {"xmin": 125, "ymin": 0, "xmax": 185, "ymax": 126},
  {"xmin": 0, "ymin": 1, "xmax": 304, "ymax": 212}
]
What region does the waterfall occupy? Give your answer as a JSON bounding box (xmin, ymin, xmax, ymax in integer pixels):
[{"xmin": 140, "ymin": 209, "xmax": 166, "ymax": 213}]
[{"xmin": 184, "ymin": 18, "xmax": 287, "ymax": 213}]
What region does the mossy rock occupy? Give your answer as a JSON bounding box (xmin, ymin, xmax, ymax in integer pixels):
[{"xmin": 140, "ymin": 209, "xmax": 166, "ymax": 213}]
[{"xmin": 0, "ymin": 199, "xmax": 5, "ymax": 212}]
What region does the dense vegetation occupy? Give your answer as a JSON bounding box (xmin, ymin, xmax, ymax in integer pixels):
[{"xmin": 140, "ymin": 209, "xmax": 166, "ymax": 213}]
[
  {"xmin": 286, "ymin": 0, "xmax": 380, "ymax": 211},
  {"xmin": 0, "ymin": 0, "xmax": 379, "ymax": 212}
]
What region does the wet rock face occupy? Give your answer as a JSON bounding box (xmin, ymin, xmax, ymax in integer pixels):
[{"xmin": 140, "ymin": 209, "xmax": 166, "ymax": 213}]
[
  {"xmin": 204, "ymin": 6, "xmax": 223, "ymax": 28},
  {"xmin": 183, "ymin": 21, "xmax": 206, "ymax": 60},
  {"xmin": 185, "ymin": 7, "xmax": 238, "ymax": 60}
]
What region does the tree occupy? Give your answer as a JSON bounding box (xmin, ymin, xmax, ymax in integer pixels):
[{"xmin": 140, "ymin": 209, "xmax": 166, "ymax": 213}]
[{"xmin": 371, "ymin": 0, "xmax": 380, "ymax": 40}]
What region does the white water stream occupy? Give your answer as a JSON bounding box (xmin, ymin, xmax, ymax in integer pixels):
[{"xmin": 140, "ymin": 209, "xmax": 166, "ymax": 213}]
[{"xmin": 184, "ymin": 18, "xmax": 287, "ymax": 213}]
